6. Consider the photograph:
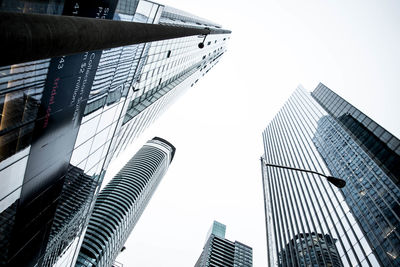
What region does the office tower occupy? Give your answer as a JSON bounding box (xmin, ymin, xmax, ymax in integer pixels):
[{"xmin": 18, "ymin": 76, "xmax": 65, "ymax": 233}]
[
  {"xmin": 76, "ymin": 137, "xmax": 175, "ymax": 267},
  {"xmin": 279, "ymin": 233, "xmax": 342, "ymax": 267},
  {"xmin": 195, "ymin": 221, "xmax": 253, "ymax": 267},
  {"xmin": 311, "ymin": 83, "xmax": 400, "ymax": 187},
  {"xmin": 0, "ymin": 1, "xmax": 230, "ymax": 266},
  {"xmin": 261, "ymin": 84, "xmax": 400, "ymax": 267}
]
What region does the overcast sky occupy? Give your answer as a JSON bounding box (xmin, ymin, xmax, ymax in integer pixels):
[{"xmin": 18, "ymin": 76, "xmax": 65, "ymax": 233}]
[{"xmin": 105, "ymin": 1, "xmax": 400, "ymax": 266}]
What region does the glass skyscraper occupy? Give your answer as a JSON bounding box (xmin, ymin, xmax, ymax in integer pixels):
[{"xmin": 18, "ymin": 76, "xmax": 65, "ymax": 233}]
[
  {"xmin": 0, "ymin": 1, "xmax": 230, "ymax": 266},
  {"xmin": 311, "ymin": 83, "xmax": 400, "ymax": 188},
  {"xmin": 195, "ymin": 221, "xmax": 253, "ymax": 267},
  {"xmin": 261, "ymin": 84, "xmax": 400, "ymax": 267},
  {"xmin": 77, "ymin": 137, "xmax": 175, "ymax": 267}
]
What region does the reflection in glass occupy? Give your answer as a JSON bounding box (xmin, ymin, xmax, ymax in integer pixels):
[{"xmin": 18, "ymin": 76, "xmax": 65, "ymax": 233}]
[
  {"xmin": 41, "ymin": 164, "xmax": 103, "ymax": 266},
  {"xmin": 261, "ymin": 85, "xmax": 392, "ymax": 267}
]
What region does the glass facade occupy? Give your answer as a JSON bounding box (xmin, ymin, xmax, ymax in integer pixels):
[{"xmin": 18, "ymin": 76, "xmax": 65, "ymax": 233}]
[
  {"xmin": 0, "ymin": 1, "xmax": 230, "ymax": 266},
  {"xmin": 76, "ymin": 137, "xmax": 175, "ymax": 267},
  {"xmin": 206, "ymin": 220, "xmax": 227, "ymax": 239},
  {"xmin": 195, "ymin": 221, "xmax": 253, "ymax": 267},
  {"xmin": 312, "ymin": 83, "xmax": 400, "ymax": 188},
  {"xmin": 279, "ymin": 233, "xmax": 342, "ymax": 267},
  {"xmin": 311, "ymin": 86, "xmax": 400, "ymax": 266},
  {"xmin": 261, "ymin": 85, "xmax": 400, "ymax": 267}
]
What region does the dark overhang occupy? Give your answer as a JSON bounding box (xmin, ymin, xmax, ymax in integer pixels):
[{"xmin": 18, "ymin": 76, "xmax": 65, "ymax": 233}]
[{"xmin": 152, "ymin": 137, "xmax": 176, "ymax": 162}]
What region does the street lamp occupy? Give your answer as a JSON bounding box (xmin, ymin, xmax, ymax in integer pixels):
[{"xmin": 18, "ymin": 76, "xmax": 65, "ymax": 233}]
[
  {"xmin": 262, "ymin": 160, "xmax": 346, "ymax": 188},
  {"xmin": 0, "ymin": 12, "xmax": 231, "ymax": 66}
]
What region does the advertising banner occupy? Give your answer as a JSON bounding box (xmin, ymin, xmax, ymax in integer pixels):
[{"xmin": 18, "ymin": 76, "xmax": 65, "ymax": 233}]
[{"xmin": 9, "ymin": 1, "xmax": 119, "ymax": 265}]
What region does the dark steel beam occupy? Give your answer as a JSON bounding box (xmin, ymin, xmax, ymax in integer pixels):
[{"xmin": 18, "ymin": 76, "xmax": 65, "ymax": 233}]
[{"xmin": 0, "ymin": 12, "xmax": 231, "ymax": 66}]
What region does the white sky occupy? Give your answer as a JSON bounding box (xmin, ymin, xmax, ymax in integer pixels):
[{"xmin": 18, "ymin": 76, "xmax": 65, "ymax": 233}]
[{"xmin": 105, "ymin": 1, "xmax": 400, "ymax": 266}]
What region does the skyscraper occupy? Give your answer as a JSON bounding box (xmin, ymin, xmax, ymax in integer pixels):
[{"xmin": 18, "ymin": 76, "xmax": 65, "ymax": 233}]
[
  {"xmin": 311, "ymin": 83, "xmax": 400, "ymax": 187},
  {"xmin": 76, "ymin": 137, "xmax": 175, "ymax": 267},
  {"xmin": 195, "ymin": 221, "xmax": 253, "ymax": 267},
  {"xmin": 0, "ymin": 1, "xmax": 230, "ymax": 266},
  {"xmin": 261, "ymin": 84, "xmax": 400, "ymax": 267}
]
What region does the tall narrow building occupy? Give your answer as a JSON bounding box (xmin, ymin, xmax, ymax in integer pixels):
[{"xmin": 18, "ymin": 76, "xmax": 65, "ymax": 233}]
[
  {"xmin": 76, "ymin": 137, "xmax": 175, "ymax": 267},
  {"xmin": 261, "ymin": 84, "xmax": 400, "ymax": 267},
  {"xmin": 195, "ymin": 221, "xmax": 253, "ymax": 267},
  {"xmin": 0, "ymin": 1, "xmax": 230, "ymax": 266}
]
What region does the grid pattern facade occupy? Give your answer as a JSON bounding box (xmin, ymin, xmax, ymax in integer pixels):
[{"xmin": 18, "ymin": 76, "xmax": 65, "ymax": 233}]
[
  {"xmin": 312, "ymin": 83, "xmax": 400, "ymax": 187},
  {"xmin": 160, "ymin": 6, "xmax": 222, "ymax": 29},
  {"xmin": 234, "ymin": 241, "xmax": 253, "ymax": 267},
  {"xmin": 196, "ymin": 222, "xmax": 253, "ymax": 267},
  {"xmin": 108, "ymin": 20, "xmax": 229, "ymax": 161},
  {"xmin": 0, "ymin": 1, "xmax": 230, "ymax": 266},
  {"xmin": 76, "ymin": 138, "xmax": 175, "ymax": 267},
  {"xmin": 207, "ymin": 221, "xmax": 226, "ymax": 239},
  {"xmin": 311, "ymin": 85, "xmax": 400, "ymax": 266},
  {"xmin": 262, "ymin": 86, "xmax": 381, "ymax": 267},
  {"xmin": 279, "ymin": 233, "xmax": 342, "ymax": 267}
]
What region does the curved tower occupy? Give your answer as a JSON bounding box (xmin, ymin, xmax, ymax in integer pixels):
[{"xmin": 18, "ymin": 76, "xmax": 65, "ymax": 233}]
[
  {"xmin": 279, "ymin": 233, "xmax": 342, "ymax": 267},
  {"xmin": 76, "ymin": 137, "xmax": 175, "ymax": 267}
]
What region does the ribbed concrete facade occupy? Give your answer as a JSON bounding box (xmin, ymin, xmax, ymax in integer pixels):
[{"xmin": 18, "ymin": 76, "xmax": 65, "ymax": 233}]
[{"xmin": 76, "ymin": 137, "xmax": 175, "ymax": 267}]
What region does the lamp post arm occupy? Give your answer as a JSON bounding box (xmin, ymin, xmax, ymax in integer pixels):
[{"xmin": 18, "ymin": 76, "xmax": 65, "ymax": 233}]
[
  {"xmin": 263, "ymin": 161, "xmax": 346, "ymax": 188},
  {"xmin": 264, "ymin": 162, "xmax": 329, "ymax": 178}
]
